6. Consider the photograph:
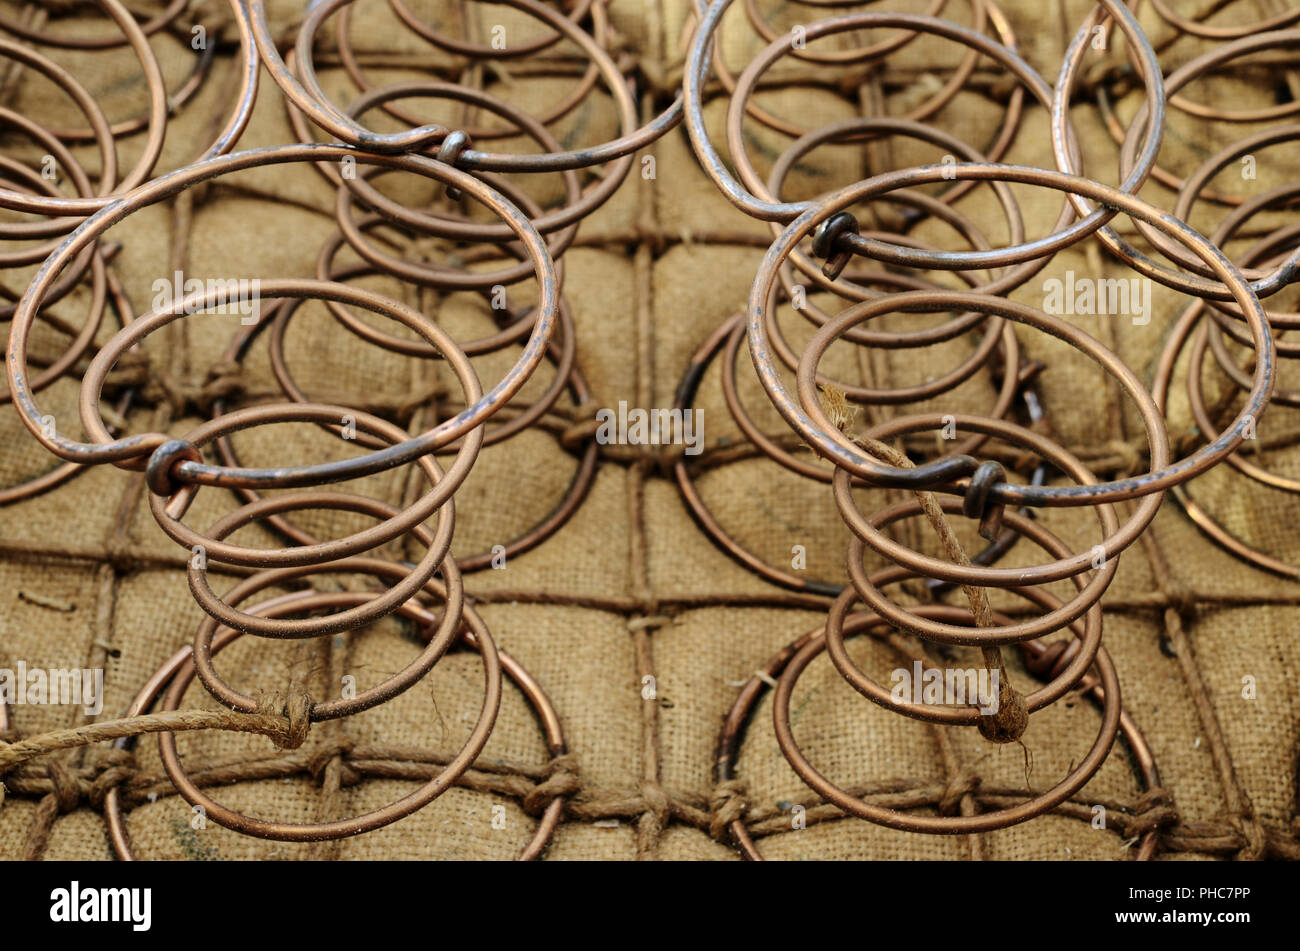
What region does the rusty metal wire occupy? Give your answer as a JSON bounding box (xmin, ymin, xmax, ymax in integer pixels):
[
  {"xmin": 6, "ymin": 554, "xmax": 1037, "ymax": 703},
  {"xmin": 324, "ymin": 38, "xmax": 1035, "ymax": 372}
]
[
  {"xmin": 678, "ymin": 0, "xmax": 1295, "ymax": 852},
  {"xmin": 0, "ymin": 0, "xmax": 1297, "ymax": 860},
  {"xmin": 0, "ymin": 0, "xmax": 644, "ymax": 850}
]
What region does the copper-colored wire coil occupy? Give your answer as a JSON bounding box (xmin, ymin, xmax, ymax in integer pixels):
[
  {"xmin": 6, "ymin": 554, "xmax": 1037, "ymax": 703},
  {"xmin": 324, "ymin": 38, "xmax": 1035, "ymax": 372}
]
[
  {"xmin": 674, "ymin": 0, "xmax": 1291, "ymax": 854},
  {"xmin": 0, "ymin": 0, "xmax": 190, "ymax": 50},
  {"xmin": 1, "ymin": 0, "xmax": 1297, "ymax": 860},
  {"xmin": 0, "ymin": 0, "xmax": 256, "ymax": 479},
  {"xmin": 741, "ymin": 0, "xmax": 958, "ymax": 68},
  {"xmin": 0, "ymin": 0, "xmax": 662, "ymax": 856},
  {"xmin": 104, "ymin": 597, "xmax": 569, "ymax": 856},
  {"xmin": 740, "ymin": 168, "xmax": 1269, "ymax": 502},
  {"xmin": 670, "ymin": 310, "xmax": 1024, "ymax": 596},
  {"xmin": 236, "ymin": 280, "xmax": 598, "ymax": 570},
  {"xmin": 714, "ymin": 594, "xmax": 1160, "ymax": 856},
  {"xmin": 257, "ymin": 0, "xmax": 680, "ymax": 171},
  {"xmin": 1147, "ymin": 0, "xmax": 1300, "ymax": 42},
  {"xmin": 340, "ymin": 0, "xmax": 603, "ymax": 134}
]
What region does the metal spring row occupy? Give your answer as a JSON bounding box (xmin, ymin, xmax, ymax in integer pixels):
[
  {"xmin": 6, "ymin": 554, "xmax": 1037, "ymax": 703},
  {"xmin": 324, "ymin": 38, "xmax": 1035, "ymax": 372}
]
[
  {"xmin": 679, "ymin": 0, "xmax": 1297, "ymax": 850},
  {"xmin": 0, "ymin": 0, "xmax": 670, "ymax": 853},
  {"xmin": 0, "ymin": 0, "xmax": 1295, "ymax": 856}
]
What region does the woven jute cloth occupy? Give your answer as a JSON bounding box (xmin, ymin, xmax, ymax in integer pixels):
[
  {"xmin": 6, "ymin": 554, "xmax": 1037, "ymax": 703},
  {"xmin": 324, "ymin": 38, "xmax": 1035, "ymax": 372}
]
[{"xmin": 0, "ymin": 0, "xmax": 1297, "ymax": 860}]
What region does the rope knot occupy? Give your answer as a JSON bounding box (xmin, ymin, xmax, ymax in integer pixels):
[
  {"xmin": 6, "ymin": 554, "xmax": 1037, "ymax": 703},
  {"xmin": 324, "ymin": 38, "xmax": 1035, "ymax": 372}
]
[
  {"xmin": 708, "ymin": 779, "xmax": 748, "ymax": 842},
  {"xmin": 560, "ymin": 402, "xmax": 604, "ymax": 452},
  {"xmin": 976, "ymin": 676, "xmax": 1028, "ymax": 744},
  {"xmin": 654, "ymin": 441, "xmax": 689, "ymax": 477},
  {"xmin": 639, "ymin": 780, "xmax": 672, "ymax": 833},
  {"xmin": 634, "ymin": 222, "xmax": 668, "ymax": 256},
  {"xmin": 521, "ymin": 752, "xmax": 580, "ymax": 816},
  {"xmin": 86, "ymin": 747, "xmax": 136, "ymax": 809},
  {"xmin": 105, "ymin": 536, "xmax": 137, "ymax": 574},
  {"xmin": 140, "ymin": 369, "xmax": 187, "ymax": 419},
  {"xmin": 1232, "ymin": 812, "xmax": 1268, "ymax": 861},
  {"xmin": 939, "ymin": 771, "xmax": 981, "ymax": 816},
  {"xmin": 1123, "ymin": 787, "xmax": 1178, "ymax": 838},
  {"xmin": 1163, "ymin": 586, "xmax": 1198, "ymax": 618},
  {"xmin": 197, "ymin": 359, "xmax": 245, "ymax": 414},
  {"xmin": 256, "ymin": 689, "xmax": 313, "ymax": 750},
  {"xmin": 45, "ymin": 759, "xmax": 82, "ymax": 813},
  {"xmin": 306, "ymin": 738, "xmax": 359, "ymax": 786}
]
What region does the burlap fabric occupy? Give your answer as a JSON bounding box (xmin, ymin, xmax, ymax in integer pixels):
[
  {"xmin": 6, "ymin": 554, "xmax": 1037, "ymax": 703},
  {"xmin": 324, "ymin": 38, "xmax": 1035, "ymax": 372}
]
[{"xmin": 0, "ymin": 0, "xmax": 1296, "ymax": 860}]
